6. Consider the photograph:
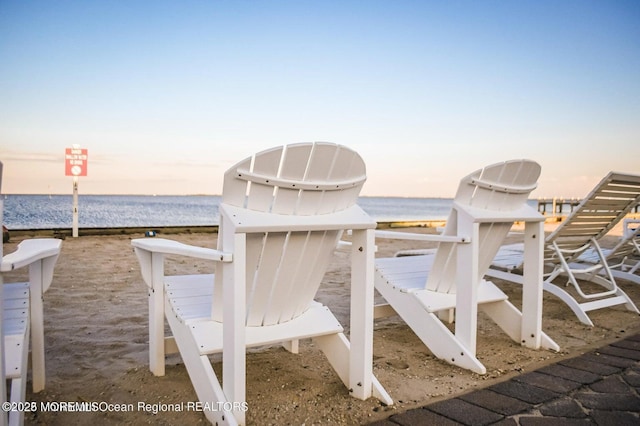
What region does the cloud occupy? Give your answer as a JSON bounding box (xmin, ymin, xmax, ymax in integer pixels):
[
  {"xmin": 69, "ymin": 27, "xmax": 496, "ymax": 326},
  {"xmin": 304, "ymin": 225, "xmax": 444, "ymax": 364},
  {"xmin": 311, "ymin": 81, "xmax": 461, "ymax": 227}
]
[{"xmin": 0, "ymin": 151, "xmax": 61, "ymax": 163}]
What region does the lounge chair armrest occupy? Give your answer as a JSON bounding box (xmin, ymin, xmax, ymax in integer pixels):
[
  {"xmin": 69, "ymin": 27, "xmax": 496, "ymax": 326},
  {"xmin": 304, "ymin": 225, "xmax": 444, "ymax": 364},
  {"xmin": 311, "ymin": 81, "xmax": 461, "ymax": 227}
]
[
  {"xmin": 623, "ymin": 218, "xmax": 640, "ymax": 239},
  {"xmin": 131, "ymin": 238, "xmax": 232, "ymax": 262},
  {"xmin": 551, "ymin": 242, "xmax": 591, "ymax": 256},
  {"xmin": 1, "ymin": 238, "xmax": 62, "ymax": 271},
  {"xmin": 375, "ymin": 230, "xmax": 469, "ymax": 243}
]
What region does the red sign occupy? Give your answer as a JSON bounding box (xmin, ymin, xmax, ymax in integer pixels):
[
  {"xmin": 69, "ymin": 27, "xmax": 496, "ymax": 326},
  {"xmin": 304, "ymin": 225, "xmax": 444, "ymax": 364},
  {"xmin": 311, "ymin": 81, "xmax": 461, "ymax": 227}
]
[{"xmin": 65, "ymin": 147, "xmax": 88, "ymax": 176}]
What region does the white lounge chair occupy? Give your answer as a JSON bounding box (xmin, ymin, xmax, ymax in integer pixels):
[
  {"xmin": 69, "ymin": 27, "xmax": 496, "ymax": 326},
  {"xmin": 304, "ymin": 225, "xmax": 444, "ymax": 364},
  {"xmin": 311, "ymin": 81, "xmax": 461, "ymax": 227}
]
[
  {"xmin": 131, "ymin": 142, "xmax": 392, "ymax": 425},
  {"xmin": 373, "ymin": 160, "xmax": 559, "ymax": 374},
  {"xmin": 574, "ymin": 218, "xmax": 640, "ymax": 285},
  {"xmin": 1, "ymin": 162, "xmax": 62, "ymax": 426},
  {"xmin": 488, "ymin": 172, "xmax": 640, "ymax": 326}
]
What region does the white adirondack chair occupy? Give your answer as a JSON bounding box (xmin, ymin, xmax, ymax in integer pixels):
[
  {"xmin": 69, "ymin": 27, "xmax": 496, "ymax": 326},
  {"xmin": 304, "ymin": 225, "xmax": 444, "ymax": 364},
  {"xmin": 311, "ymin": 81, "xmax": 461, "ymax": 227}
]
[
  {"xmin": 1, "ymin": 162, "xmax": 62, "ymax": 426},
  {"xmin": 488, "ymin": 172, "xmax": 640, "ymax": 326},
  {"xmin": 131, "ymin": 143, "xmax": 392, "ymax": 425},
  {"xmin": 374, "ymin": 160, "xmax": 559, "ymax": 374}
]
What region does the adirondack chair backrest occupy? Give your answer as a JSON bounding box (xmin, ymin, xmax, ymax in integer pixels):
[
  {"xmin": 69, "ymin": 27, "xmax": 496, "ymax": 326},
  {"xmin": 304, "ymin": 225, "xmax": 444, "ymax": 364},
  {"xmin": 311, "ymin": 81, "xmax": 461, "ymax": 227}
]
[
  {"xmin": 545, "ymin": 172, "xmax": 640, "ymax": 262},
  {"xmin": 213, "ymin": 142, "xmax": 367, "ymax": 326},
  {"xmin": 426, "ymin": 160, "xmax": 541, "ymax": 293}
]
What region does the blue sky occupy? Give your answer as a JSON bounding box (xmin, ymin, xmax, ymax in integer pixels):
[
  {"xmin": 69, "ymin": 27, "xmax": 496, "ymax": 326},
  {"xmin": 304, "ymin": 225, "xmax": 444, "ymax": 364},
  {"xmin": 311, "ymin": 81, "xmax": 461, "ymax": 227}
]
[{"xmin": 1, "ymin": 1, "xmax": 638, "ymax": 197}]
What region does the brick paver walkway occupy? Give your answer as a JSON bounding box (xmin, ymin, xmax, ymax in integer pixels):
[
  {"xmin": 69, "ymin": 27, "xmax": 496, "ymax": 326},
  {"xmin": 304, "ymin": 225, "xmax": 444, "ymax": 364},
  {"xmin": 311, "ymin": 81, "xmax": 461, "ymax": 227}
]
[{"xmin": 370, "ymin": 333, "xmax": 640, "ymax": 425}]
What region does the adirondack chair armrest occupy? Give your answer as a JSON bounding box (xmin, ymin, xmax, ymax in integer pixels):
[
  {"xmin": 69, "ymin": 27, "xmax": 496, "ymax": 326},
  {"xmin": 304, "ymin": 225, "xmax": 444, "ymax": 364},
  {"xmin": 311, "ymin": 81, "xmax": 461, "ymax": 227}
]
[
  {"xmin": 131, "ymin": 239, "xmax": 231, "ymax": 292},
  {"xmin": 454, "ymin": 202, "xmax": 544, "ymax": 224},
  {"xmin": 131, "ymin": 238, "xmax": 232, "ymax": 262},
  {"xmin": 221, "ymin": 203, "xmax": 376, "ymax": 232},
  {"xmin": 0, "ymin": 238, "xmax": 62, "ymax": 271},
  {"xmin": 374, "ymin": 230, "xmax": 469, "ymax": 243}
]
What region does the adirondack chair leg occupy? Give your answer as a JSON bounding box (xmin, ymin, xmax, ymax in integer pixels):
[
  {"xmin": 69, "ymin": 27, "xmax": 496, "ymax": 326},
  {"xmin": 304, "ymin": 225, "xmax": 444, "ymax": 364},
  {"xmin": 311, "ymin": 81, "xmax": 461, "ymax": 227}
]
[
  {"xmin": 149, "ymin": 252, "xmax": 167, "ymax": 376},
  {"xmin": 148, "ymin": 288, "xmax": 166, "ymax": 376},
  {"xmin": 222, "ymin": 232, "xmax": 246, "ymax": 426},
  {"xmin": 480, "ymin": 301, "xmax": 560, "ymax": 352},
  {"xmin": 28, "ymin": 259, "xmax": 46, "ymax": 393},
  {"xmin": 423, "ymin": 312, "xmax": 486, "ymax": 374},
  {"xmin": 8, "ymin": 380, "xmax": 26, "ymax": 426},
  {"xmin": 314, "ymin": 334, "xmax": 353, "ymax": 390},
  {"xmin": 520, "ymin": 221, "xmax": 550, "ymax": 350},
  {"xmin": 8, "ymin": 322, "xmax": 30, "ymax": 426},
  {"xmin": 349, "ymin": 229, "xmax": 379, "ymax": 400},
  {"xmin": 438, "ymin": 309, "xmax": 454, "ymax": 323},
  {"xmin": 371, "ymin": 375, "xmax": 393, "ymax": 405},
  {"xmin": 454, "ymin": 221, "xmax": 480, "ymax": 356},
  {"xmin": 373, "ymin": 303, "xmax": 397, "ymax": 319},
  {"xmin": 313, "ymin": 333, "xmax": 393, "ymax": 406},
  {"xmin": 282, "ymin": 339, "xmax": 299, "ymax": 354},
  {"xmin": 165, "ymin": 311, "xmax": 238, "ymax": 426},
  {"xmin": 8, "ymin": 381, "xmax": 26, "ymax": 426},
  {"xmin": 375, "ymin": 279, "xmax": 487, "ymax": 374},
  {"xmin": 132, "ymin": 248, "xmax": 169, "ymax": 376},
  {"xmin": 33, "ymin": 253, "xmax": 58, "ymax": 393}
]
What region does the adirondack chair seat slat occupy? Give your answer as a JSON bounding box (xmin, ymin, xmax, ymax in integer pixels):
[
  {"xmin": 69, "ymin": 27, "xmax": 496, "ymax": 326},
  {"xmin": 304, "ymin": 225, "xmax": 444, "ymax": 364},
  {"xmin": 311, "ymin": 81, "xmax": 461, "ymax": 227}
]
[
  {"xmin": 165, "ymin": 276, "xmax": 214, "ymax": 322},
  {"xmin": 165, "ymin": 275, "xmax": 215, "ymax": 297},
  {"xmin": 183, "ymin": 303, "xmax": 344, "ymax": 355},
  {"xmin": 3, "ymin": 284, "xmax": 29, "ymax": 329},
  {"xmin": 3, "ymin": 283, "xmax": 30, "ymax": 381},
  {"xmin": 4, "ymin": 335, "xmax": 28, "ymax": 380},
  {"xmin": 413, "ymin": 282, "xmax": 508, "ymax": 313}
]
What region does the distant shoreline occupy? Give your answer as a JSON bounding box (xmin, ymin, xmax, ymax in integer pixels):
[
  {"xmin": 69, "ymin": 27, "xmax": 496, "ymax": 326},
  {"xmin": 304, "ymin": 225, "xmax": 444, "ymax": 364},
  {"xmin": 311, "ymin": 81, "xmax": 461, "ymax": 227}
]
[
  {"xmin": 5, "ymin": 210, "xmax": 638, "ymax": 239},
  {"xmin": 3, "ymin": 216, "xmax": 588, "ymax": 239},
  {"xmin": 6, "ymin": 220, "xmax": 450, "ymax": 238}
]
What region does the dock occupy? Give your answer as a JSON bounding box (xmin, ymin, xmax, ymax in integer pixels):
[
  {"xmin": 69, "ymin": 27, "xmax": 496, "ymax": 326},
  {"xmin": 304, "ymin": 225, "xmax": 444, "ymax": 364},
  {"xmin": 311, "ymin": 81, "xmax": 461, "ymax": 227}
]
[
  {"xmin": 536, "ymin": 197, "xmax": 582, "ymax": 216},
  {"xmin": 536, "ymin": 197, "xmax": 640, "ymax": 219}
]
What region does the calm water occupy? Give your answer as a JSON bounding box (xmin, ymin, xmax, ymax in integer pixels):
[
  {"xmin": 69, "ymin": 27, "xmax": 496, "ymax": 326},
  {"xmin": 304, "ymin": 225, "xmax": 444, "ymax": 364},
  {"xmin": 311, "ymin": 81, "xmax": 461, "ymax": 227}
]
[{"xmin": 3, "ymin": 195, "xmax": 460, "ymax": 230}]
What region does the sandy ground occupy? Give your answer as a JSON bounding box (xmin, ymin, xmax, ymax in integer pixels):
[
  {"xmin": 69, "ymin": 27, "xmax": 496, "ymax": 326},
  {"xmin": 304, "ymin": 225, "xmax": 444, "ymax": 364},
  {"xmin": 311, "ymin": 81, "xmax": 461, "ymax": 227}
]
[{"xmin": 3, "ymin": 222, "xmax": 640, "ymax": 425}]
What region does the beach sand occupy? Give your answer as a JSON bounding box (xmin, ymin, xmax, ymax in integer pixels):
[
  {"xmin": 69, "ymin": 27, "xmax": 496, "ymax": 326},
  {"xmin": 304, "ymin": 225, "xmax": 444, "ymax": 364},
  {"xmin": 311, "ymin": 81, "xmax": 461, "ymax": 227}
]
[{"xmin": 3, "ymin": 223, "xmax": 640, "ymax": 425}]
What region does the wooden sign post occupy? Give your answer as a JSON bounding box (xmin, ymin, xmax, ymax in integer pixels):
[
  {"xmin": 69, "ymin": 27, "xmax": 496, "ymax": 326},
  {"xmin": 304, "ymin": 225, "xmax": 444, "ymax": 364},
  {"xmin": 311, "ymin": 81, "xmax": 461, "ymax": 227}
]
[{"xmin": 65, "ymin": 146, "xmax": 88, "ymax": 238}]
